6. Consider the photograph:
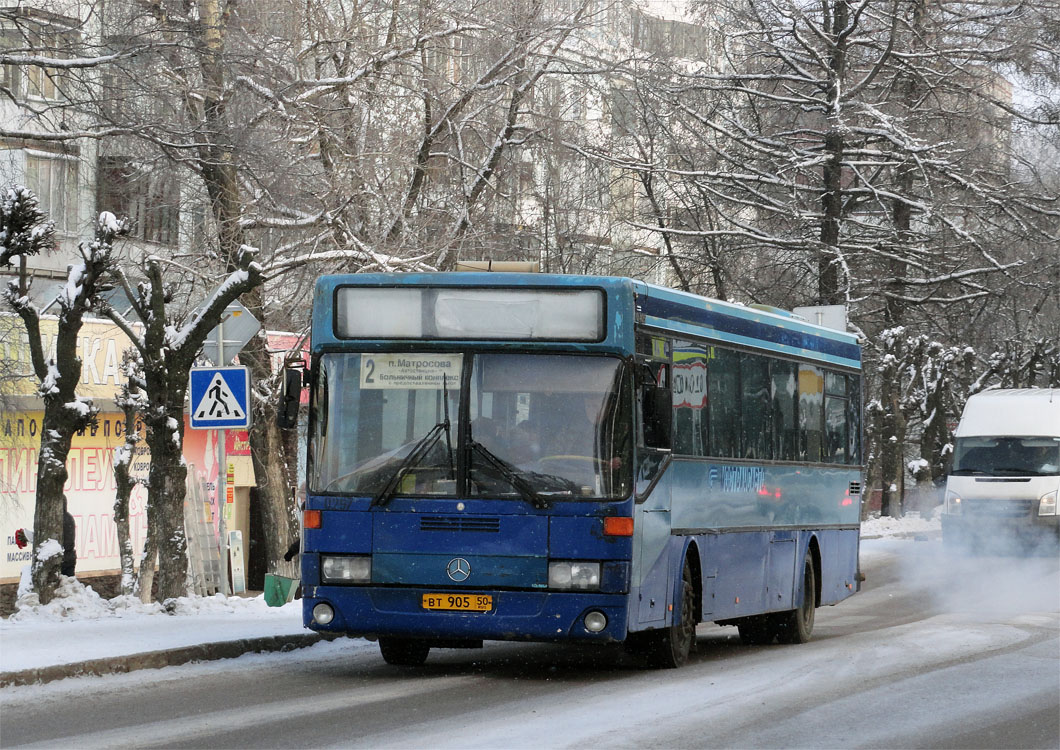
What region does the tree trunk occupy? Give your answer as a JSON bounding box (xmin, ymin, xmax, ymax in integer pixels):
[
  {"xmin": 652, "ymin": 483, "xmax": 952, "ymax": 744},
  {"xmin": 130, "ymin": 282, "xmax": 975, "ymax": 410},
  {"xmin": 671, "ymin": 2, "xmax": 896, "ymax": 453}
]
[
  {"xmin": 819, "ymin": 128, "xmax": 843, "ymax": 305},
  {"xmin": 144, "ymin": 396, "xmax": 191, "ymax": 602},
  {"xmin": 193, "ymin": 0, "xmax": 296, "ymax": 575},
  {"xmin": 239, "ymin": 298, "xmax": 297, "ymax": 573},
  {"xmin": 878, "ymin": 375, "xmax": 906, "ymax": 518},
  {"xmin": 248, "ymin": 398, "xmax": 297, "ymax": 569},
  {"xmin": 818, "ymin": 0, "xmax": 849, "ymax": 306},
  {"xmin": 30, "ymin": 413, "xmax": 72, "ymax": 602},
  {"xmin": 113, "ymin": 394, "xmax": 140, "ymax": 596}
]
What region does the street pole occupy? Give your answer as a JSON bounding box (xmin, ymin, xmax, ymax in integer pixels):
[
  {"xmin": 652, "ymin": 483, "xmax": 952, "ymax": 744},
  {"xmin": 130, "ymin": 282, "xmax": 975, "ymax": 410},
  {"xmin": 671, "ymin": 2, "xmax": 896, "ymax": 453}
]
[{"xmin": 216, "ymin": 321, "xmax": 231, "ymax": 596}]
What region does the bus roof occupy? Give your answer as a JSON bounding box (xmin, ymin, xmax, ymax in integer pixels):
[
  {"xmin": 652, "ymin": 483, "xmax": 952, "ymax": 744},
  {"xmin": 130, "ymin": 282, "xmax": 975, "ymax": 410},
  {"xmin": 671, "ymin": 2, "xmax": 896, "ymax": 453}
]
[
  {"xmin": 313, "ymin": 273, "xmax": 861, "ymax": 369},
  {"xmin": 632, "ymin": 280, "xmax": 861, "ymax": 370}
]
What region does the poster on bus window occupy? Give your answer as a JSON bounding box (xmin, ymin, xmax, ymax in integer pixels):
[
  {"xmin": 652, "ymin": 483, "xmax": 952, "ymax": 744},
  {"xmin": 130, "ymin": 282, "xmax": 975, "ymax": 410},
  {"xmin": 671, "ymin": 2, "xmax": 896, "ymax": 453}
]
[{"xmin": 672, "ymin": 348, "xmax": 708, "ymax": 410}]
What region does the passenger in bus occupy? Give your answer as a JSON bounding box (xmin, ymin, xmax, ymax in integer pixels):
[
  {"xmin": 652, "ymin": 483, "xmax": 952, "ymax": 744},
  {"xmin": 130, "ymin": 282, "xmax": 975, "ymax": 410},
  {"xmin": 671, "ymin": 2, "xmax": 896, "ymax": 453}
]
[
  {"xmin": 510, "ymin": 419, "xmax": 543, "ymax": 466},
  {"xmin": 548, "ymin": 394, "xmax": 603, "ymax": 458}
]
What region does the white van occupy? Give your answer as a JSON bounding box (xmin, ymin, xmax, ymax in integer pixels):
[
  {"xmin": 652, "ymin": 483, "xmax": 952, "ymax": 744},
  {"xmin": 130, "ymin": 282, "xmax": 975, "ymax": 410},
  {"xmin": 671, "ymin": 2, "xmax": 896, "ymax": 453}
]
[{"xmin": 942, "ymin": 389, "xmax": 1060, "ymax": 551}]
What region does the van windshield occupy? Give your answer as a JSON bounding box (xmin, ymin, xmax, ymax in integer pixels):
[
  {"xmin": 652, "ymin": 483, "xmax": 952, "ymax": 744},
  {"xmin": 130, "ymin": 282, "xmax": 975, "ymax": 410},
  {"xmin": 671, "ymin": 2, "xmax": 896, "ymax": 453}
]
[{"xmin": 952, "ymin": 437, "xmax": 1060, "ymax": 476}]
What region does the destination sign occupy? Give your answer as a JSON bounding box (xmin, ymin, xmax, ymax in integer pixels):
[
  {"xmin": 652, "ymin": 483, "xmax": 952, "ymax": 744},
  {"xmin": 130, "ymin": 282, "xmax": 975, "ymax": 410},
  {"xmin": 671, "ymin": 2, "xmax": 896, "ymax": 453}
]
[{"xmin": 360, "ymin": 354, "xmax": 463, "ymax": 390}]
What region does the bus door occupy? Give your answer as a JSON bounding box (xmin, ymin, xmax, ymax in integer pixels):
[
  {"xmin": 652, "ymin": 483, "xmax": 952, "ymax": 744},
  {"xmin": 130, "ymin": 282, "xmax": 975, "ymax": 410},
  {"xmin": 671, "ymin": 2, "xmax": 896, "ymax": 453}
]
[{"xmin": 632, "ymin": 359, "xmax": 674, "ymax": 628}]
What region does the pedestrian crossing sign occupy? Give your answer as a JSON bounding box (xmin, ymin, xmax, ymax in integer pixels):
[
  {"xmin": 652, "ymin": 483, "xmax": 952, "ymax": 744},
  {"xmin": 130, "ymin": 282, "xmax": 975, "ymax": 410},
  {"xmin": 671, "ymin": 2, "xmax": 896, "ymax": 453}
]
[{"xmin": 190, "ymin": 366, "xmax": 251, "ymax": 429}]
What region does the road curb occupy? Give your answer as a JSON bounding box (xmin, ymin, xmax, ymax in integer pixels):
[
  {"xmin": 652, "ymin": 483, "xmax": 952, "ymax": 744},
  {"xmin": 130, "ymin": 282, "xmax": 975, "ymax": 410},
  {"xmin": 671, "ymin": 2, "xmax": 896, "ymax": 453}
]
[{"xmin": 0, "ymin": 632, "xmax": 342, "ymax": 688}]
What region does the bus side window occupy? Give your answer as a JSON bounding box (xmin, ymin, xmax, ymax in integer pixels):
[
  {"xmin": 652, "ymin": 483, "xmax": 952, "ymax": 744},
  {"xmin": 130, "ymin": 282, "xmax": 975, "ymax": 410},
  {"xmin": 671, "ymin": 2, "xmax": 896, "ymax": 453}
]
[
  {"xmin": 641, "ymin": 383, "xmax": 673, "ymax": 450},
  {"xmin": 637, "ymin": 361, "xmax": 672, "ymax": 451}
]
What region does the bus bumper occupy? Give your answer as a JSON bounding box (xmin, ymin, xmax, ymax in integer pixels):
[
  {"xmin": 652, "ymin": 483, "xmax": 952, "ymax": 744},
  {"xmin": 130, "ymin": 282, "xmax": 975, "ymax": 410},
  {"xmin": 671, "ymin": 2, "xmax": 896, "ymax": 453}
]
[{"xmin": 302, "ymin": 586, "xmax": 629, "ymax": 643}]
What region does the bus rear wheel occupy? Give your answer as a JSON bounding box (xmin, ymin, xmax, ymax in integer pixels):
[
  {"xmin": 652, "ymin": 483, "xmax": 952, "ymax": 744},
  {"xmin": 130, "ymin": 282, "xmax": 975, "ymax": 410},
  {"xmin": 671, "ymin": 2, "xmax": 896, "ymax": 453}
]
[
  {"xmin": 379, "ymin": 637, "xmax": 431, "ymax": 666},
  {"xmin": 774, "ymin": 551, "xmax": 816, "ymax": 644}
]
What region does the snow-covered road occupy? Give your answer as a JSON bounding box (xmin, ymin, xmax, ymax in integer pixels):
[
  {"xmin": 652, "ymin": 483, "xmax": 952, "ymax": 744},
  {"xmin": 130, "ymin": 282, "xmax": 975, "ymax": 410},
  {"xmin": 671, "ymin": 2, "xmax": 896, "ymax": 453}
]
[{"xmin": 3, "ymin": 536, "xmax": 1057, "ymax": 749}]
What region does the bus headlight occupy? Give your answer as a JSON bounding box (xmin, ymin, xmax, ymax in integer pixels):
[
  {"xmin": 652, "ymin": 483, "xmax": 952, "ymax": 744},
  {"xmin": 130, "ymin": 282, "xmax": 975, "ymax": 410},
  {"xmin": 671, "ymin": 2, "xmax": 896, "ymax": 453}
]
[
  {"xmin": 549, "ymin": 561, "xmax": 600, "ymax": 590},
  {"xmin": 945, "ymin": 490, "xmax": 962, "ymax": 513},
  {"xmin": 1039, "ymin": 491, "xmax": 1057, "ymax": 516},
  {"xmin": 584, "ymin": 610, "xmax": 608, "ymax": 632},
  {"xmin": 312, "ymin": 602, "xmax": 335, "ymax": 625},
  {"xmin": 321, "ymin": 555, "xmax": 371, "ymax": 584}
]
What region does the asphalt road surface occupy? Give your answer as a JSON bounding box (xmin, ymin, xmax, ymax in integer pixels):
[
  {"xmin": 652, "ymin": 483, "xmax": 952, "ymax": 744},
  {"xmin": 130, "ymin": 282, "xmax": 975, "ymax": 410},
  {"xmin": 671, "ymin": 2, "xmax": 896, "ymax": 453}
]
[{"xmin": 2, "ymin": 539, "xmax": 1057, "ymax": 749}]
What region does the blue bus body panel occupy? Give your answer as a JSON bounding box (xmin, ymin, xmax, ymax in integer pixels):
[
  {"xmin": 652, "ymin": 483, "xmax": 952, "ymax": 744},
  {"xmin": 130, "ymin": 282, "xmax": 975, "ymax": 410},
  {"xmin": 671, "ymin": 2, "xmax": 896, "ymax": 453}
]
[
  {"xmin": 302, "ymin": 495, "xmax": 635, "ymax": 642},
  {"xmin": 372, "ymin": 553, "xmax": 547, "ymax": 588},
  {"xmin": 306, "ymin": 509, "xmax": 372, "ymax": 553},
  {"xmin": 669, "ymin": 461, "xmax": 861, "ymax": 530},
  {"xmin": 549, "ymin": 516, "xmax": 634, "ymax": 559},
  {"xmin": 374, "ymin": 512, "xmax": 548, "ymax": 556}
]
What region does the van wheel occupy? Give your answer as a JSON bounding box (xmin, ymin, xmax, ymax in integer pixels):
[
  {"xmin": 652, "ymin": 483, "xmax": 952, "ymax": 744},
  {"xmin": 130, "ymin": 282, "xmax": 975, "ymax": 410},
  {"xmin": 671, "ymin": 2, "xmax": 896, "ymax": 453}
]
[
  {"xmin": 775, "ymin": 551, "xmax": 816, "ymax": 644},
  {"xmin": 636, "ymin": 559, "xmax": 697, "ymax": 669},
  {"xmin": 379, "ymin": 637, "xmax": 430, "ymax": 666}
]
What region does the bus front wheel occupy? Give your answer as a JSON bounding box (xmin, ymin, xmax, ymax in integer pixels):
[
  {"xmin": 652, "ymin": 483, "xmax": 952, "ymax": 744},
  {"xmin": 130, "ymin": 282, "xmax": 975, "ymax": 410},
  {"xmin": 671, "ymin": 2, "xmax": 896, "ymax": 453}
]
[
  {"xmin": 379, "ymin": 637, "xmax": 431, "ymax": 666},
  {"xmin": 630, "ymin": 559, "xmax": 697, "ymax": 669}
]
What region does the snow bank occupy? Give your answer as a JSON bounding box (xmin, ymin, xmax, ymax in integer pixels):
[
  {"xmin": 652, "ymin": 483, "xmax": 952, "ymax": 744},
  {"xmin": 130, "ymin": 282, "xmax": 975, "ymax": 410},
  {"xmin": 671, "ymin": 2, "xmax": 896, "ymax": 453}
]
[
  {"xmin": 9, "ymin": 575, "xmax": 289, "ymax": 623},
  {"xmin": 861, "ymin": 511, "xmax": 941, "ymax": 539}
]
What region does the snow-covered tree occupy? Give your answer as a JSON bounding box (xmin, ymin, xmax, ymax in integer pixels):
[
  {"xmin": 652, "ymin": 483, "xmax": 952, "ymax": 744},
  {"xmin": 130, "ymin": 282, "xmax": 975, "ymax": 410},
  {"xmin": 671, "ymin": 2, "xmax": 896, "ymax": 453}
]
[
  {"xmin": 1, "ymin": 188, "xmax": 126, "ymax": 604},
  {"xmin": 101, "ymin": 250, "xmax": 262, "ymax": 602},
  {"xmin": 112, "ymin": 349, "xmax": 146, "ymax": 597}
]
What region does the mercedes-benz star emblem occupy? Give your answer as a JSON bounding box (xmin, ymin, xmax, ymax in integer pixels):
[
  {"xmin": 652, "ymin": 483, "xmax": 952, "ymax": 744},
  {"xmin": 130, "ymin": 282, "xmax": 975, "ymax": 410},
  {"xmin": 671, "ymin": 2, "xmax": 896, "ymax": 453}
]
[{"xmin": 446, "ymin": 557, "xmax": 471, "ymax": 582}]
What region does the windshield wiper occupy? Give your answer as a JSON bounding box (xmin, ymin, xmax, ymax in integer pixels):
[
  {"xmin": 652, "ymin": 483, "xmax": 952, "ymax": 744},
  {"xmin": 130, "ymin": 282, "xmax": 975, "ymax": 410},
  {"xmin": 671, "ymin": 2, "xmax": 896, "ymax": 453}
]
[
  {"xmin": 372, "ymin": 419, "xmax": 450, "ymax": 507},
  {"xmin": 468, "ymin": 438, "xmax": 551, "ymax": 509},
  {"xmin": 441, "ymin": 374, "xmax": 455, "ymax": 481},
  {"xmin": 950, "ymin": 468, "xmax": 990, "ymax": 475},
  {"xmin": 373, "ymin": 375, "xmax": 455, "ymax": 506}
]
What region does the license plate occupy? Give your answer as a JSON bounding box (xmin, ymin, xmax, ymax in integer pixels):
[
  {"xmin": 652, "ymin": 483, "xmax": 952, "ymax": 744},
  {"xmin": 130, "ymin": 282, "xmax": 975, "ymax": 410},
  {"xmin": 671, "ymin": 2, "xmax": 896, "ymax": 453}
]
[{"xmin": 422, "ymin": 593, "xmax": 493, "ymax": 612}]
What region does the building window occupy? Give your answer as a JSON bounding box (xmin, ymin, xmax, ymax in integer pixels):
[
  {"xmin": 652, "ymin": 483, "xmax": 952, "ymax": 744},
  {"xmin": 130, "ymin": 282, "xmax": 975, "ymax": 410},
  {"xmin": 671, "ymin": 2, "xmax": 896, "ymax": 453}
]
[
  {"xmin": 24, "ymin": 152, "xmax": 78, "ymax": 232},
  {"xmin": 23, "ymin": 27, "xmax": 71, "ymax": 101},
  {"xmin": 97, "ymin": 158, "xmax": 180, "ymax": 246},
  {"xmin": 1, "ymin": 31, "xmax": 21, "ymax": 95}
]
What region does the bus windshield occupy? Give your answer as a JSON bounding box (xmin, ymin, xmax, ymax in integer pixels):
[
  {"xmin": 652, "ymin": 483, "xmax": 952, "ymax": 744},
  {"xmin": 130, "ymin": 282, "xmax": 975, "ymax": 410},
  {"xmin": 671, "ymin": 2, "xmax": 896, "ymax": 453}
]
[
  {"xmin": 952, "ymin": 436, "xmax": 1060, "ymax": 477},
  {"xmin": 310, "ymin": 353, "xmax": 462, "ymax": 496},
  {"xmin": 468, "ymin": 353, "xmax": 631, "ymax": 500},
  {"xmin": 309, "ymin": 352, "xmax": 632, "ymax": 500}
]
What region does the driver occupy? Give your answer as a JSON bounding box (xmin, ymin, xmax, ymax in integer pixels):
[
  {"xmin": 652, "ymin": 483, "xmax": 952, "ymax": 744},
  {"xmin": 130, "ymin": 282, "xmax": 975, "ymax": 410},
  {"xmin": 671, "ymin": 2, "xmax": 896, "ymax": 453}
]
[{"xmin": 550, "ymin": 394, "xmax": 605, "ymax": 459}]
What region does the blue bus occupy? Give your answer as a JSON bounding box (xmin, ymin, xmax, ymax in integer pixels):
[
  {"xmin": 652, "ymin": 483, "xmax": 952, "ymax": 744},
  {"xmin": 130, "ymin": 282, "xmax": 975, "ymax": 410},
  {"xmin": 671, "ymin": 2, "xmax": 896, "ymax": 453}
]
[{"xmin": 286, "ymin": 273, "xmax": 862, "ymax": 668}]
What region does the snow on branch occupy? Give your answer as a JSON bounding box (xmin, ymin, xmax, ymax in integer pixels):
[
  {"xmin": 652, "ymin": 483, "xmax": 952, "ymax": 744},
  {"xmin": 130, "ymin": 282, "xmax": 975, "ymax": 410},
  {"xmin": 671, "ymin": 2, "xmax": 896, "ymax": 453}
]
[
  {"xmin": 165, "ymin": 246, "xmax": 263, "ymax": 352},
  {"xmin": 1, "ymin": 185, "xmax": 56, "ymax": 266}
]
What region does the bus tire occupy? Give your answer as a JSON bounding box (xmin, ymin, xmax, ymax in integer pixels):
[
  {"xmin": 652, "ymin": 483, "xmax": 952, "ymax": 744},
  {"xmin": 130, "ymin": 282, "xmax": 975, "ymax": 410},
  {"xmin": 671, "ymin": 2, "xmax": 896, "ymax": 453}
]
[
  {"xmin": 637, "ymin": 558, "xmax": 697, "ymax": 669},
  {"xmin": 379, "ymin": 637, "xmax": 431, "ymax": 666},
  {"xmin": 775, "ymin": 551, "xmax": 816, "ymax": 645}
]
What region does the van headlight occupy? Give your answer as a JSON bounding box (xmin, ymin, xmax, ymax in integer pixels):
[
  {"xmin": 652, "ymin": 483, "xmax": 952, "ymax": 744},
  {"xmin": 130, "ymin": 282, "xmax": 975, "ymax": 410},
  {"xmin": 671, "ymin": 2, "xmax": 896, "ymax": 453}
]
[
  {"xmin": 321, "ymin": 555, "xmax": 371, "ymax": 584},
  {"xmin": 1039, "ymin": 491, "xmax": 1057, "ymax": 516},
  {"xmin": 945, "ymin": 490, "xmax": 962, "ymax": 513},
  {"xmin": 548, "ymin": 561, "xmax": 600, "ymax": 590}
]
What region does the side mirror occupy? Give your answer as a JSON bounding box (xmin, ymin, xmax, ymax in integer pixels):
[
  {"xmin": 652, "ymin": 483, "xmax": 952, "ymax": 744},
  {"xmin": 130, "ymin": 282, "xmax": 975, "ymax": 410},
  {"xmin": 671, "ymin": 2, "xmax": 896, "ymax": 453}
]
[
  {"xmin": 641, "ymin": 385, "xmax": 672, "ymax": 450},
  {"xmin": 277, "ymin": 367, "xmax": 304, "ymax": 429}
]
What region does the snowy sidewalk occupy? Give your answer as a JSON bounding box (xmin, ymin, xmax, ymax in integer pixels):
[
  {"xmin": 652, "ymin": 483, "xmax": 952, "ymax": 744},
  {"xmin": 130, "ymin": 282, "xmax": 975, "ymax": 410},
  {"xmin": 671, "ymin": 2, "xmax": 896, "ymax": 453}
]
[
  {"xmin": 0, "ymin": 578, "xmax": 316, "ymax": 686},
  {"xmin": 0, "ymin": 513, "xmax": 941, "ymax": 687}
]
